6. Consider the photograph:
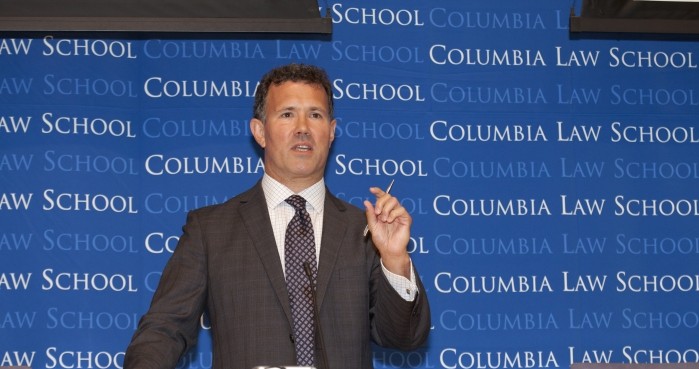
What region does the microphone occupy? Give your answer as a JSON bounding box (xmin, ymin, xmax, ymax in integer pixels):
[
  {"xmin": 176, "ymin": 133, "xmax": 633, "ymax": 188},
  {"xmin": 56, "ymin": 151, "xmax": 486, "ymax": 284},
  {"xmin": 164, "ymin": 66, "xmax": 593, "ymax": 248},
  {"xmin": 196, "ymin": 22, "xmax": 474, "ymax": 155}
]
[{"xmin": 303, "ymin": 262, "xmax": 330, "ymax": 369}]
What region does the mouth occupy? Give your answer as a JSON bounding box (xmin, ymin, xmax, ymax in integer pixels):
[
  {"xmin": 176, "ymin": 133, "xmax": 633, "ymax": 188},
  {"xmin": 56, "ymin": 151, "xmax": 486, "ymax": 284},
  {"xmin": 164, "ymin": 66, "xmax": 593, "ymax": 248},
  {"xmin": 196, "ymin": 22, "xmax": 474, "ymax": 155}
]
[{"xmin": 292, "ymin": 144, "xmax": 313, "ymax": 152}]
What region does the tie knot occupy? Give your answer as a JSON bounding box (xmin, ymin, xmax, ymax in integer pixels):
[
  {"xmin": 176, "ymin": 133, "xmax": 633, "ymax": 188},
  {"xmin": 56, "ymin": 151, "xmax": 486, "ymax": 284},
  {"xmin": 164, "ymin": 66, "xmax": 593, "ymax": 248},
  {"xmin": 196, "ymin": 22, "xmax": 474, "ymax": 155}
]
[{"xmin": 285, "ymin": 195, "xmax": 307, "ymax": 212}]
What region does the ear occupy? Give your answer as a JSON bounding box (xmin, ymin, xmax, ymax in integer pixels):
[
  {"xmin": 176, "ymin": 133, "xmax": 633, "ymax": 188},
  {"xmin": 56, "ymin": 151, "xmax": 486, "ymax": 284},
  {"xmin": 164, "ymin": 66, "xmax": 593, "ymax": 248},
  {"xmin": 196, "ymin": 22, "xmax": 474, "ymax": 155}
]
[
  {"xmin": 329, "ymin": 119, "xmax": 337, "ymax": 143},
  {"xmin": 250, "ymin": 118, "xmax": 266, "ymax": 148}
]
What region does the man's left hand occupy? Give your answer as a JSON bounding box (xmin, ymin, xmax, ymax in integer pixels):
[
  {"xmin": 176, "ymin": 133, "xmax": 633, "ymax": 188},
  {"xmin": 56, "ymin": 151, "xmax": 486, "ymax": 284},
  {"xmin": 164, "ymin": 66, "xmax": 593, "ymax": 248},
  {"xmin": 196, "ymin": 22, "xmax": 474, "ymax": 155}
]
[{"xmin": 364, "ymin": 186, "xmax": 412, "ymax": 278}]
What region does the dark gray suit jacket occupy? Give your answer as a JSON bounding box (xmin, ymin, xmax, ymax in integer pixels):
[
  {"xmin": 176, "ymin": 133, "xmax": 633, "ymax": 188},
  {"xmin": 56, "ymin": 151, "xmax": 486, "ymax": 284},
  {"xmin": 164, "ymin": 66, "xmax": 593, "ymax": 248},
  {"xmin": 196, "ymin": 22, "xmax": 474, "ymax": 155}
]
[{"xmin": 124, "ymin": 182, "xmax": 430, "ymax": 369}]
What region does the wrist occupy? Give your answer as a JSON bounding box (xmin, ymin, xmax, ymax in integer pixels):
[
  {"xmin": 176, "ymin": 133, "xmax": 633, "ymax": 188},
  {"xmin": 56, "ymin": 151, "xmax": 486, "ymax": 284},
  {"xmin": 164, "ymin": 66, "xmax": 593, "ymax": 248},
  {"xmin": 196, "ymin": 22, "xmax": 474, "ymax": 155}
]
[{"xmin": 381, "ymin": 253, "xmax": 411, "ymax": 278}]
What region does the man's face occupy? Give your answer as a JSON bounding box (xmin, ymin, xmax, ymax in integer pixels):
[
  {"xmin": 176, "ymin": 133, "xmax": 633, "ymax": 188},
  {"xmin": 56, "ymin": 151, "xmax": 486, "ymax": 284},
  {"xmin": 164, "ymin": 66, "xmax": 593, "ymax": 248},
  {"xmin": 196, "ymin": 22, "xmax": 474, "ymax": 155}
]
[{"xmin": 251, "ymin": 81, "xmax": 336, "ymax": 190}]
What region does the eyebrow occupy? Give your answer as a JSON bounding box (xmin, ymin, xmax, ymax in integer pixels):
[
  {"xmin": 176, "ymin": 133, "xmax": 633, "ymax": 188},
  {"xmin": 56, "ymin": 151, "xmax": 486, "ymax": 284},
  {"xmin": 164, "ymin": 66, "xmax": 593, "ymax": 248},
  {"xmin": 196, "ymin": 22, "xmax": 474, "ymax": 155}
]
[{"xmin": 276, "ymin": 105, "xmax": 328, "ymax": 114}]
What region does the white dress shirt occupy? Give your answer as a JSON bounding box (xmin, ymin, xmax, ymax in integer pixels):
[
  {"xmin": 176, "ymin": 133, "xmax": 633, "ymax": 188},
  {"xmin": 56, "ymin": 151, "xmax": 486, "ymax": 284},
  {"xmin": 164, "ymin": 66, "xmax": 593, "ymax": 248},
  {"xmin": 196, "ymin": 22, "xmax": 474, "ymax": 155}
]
[{"xmin": 261, "ymin": 174, "xmax": 417, "ymax": 301}]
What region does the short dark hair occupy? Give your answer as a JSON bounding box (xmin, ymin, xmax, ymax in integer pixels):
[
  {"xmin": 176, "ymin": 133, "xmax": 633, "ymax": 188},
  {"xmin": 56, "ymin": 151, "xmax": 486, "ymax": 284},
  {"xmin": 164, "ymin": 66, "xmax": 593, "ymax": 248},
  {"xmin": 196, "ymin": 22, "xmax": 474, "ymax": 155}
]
[{"xmin": 253, "ymin": 63, "xmax": 334, "ymax": 122}]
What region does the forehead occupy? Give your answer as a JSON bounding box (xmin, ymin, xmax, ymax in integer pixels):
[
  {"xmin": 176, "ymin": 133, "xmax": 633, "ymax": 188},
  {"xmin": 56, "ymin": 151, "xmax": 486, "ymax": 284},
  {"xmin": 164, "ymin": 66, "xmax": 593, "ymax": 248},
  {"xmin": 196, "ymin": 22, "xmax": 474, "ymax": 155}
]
[{"xmin": 266, "ymin": 81, "xmax": 329, "ymax": 110}]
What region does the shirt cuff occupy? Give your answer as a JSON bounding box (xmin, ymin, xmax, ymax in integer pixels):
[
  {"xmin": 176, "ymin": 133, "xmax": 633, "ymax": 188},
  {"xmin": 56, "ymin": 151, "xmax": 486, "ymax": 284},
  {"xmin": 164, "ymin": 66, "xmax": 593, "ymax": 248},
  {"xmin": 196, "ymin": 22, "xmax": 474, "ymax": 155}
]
[{"xmin": 380, "ymin": 258, "xmax": 418, "ymax": 302}]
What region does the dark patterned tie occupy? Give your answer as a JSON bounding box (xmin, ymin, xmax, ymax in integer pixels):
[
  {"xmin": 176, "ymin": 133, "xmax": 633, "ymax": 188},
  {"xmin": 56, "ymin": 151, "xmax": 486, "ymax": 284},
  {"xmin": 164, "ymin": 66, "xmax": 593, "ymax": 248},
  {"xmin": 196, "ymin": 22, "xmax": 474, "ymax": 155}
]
[{"xmin": 284, "ymin": 195, "xmax": 317, "ymax": 367}]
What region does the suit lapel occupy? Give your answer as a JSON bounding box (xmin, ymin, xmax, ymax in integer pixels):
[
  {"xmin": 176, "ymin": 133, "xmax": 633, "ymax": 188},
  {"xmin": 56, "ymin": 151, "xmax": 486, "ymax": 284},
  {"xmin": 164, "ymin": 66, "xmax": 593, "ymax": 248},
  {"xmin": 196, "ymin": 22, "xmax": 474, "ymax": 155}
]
[
  {"xmin": 316, "ymin": 191, "xmax": 348, "ymax": 309},
  {"xmin": 238, "ymin": 185, "xmax": 350, "ymax": 324},
  {"xmin": 238, "ymin": 183, "xmax": 294, "ymax": 326}
]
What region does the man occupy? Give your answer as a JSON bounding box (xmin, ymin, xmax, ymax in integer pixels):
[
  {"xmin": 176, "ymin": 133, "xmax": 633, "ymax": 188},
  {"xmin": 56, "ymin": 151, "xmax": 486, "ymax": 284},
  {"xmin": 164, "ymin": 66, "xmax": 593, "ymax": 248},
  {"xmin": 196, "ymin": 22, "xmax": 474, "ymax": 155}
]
[{"xmin": 124, "ymin": 64, "xmax": 430, "ymax": 369}]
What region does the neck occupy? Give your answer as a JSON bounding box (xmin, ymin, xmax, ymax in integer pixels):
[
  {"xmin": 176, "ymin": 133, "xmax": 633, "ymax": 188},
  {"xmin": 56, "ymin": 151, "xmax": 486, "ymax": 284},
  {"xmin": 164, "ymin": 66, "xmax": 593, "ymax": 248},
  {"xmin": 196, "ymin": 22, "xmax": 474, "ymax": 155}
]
[{"xmin": 265, "ymin": 172, "xmax": 322, "ymax": 194}]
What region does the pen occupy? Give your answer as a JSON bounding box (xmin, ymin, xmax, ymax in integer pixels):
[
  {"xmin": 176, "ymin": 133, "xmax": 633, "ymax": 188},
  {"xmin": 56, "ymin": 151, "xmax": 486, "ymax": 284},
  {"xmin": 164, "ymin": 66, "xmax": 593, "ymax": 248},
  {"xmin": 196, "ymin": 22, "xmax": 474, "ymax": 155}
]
[{"xmin": 363, "ymin": 179, "xmax": 395, "ymax": 237}]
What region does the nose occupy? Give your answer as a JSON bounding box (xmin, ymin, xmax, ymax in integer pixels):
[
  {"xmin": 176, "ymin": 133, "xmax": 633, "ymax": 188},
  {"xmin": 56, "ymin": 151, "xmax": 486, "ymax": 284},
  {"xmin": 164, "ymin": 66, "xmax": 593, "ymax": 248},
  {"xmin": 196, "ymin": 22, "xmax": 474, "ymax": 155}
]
[{"xmin": 294, "ymin": 115, "xmax": 310, "ymax": 137}]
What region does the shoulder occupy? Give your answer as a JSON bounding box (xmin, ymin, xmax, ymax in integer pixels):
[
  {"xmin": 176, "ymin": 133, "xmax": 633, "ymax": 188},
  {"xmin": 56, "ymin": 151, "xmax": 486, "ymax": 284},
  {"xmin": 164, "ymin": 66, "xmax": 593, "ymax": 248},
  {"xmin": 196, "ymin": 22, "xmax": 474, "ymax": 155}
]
[
  {"xmin": 325, "ymin": 190, "xmax": 366, "ymax": 221},
  {"xmin": 188, "ymin": 183, "xmax": 263, "ymax": 222}
]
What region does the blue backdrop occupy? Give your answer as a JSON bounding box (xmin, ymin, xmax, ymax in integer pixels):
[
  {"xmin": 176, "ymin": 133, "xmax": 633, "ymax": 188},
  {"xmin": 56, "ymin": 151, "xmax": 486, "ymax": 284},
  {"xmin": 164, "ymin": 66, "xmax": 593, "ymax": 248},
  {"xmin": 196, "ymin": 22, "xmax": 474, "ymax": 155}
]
[{"xmin": 2, "ymin": 1, "xmax": 699, "ymax": 369}]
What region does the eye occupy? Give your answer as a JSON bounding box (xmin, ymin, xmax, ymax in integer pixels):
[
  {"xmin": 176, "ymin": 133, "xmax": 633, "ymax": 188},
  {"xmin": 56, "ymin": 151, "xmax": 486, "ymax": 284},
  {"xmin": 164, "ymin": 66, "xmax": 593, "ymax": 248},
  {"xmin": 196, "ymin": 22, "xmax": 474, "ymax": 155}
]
[
  {"xmin": 310, "ymin": 112, "xmax": 324, "ymax": 119},
  {"xmin": 280, "ymin": 112, "xmax": 293, "ymax": 118}
]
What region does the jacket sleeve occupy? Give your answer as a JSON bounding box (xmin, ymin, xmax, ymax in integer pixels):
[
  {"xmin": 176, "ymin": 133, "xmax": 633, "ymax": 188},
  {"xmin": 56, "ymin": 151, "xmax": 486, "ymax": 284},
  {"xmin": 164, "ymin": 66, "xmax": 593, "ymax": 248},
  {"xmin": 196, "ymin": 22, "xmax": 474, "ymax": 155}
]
[
  {"xmin": 368, "ymin": 248, "xmax": 431, "ymax": 351},
  {"xmin": 124, "ymin": 211, "xmax": 209, "ymax": 369}
]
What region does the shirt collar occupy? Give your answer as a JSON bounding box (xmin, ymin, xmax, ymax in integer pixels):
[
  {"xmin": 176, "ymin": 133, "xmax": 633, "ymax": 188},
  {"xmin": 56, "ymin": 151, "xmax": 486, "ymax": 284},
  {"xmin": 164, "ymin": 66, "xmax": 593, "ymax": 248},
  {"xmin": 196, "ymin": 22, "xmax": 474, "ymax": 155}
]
[{"xmin": 261, "ymin": 174, "xmax": 325, "ymax": 213}]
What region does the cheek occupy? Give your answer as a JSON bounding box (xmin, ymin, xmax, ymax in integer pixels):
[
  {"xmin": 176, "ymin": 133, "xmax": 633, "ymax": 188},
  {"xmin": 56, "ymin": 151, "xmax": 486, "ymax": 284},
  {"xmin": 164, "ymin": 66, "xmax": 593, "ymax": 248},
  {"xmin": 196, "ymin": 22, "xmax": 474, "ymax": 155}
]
[
  {"xmin": 265, "ymin": 130, "xmax": 285, "ymax": 146},
  {"xmin": 315, "ymin": 127, "xmax": 334, "ymax": 143}
]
